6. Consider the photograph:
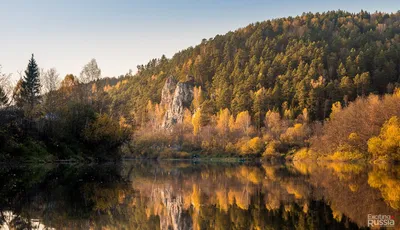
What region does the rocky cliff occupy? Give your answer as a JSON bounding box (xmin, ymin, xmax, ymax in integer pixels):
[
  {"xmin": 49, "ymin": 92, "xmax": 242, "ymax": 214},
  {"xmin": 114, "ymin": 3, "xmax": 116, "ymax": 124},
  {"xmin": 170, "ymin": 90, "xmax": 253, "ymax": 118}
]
[
  {"xmin": 160, "ymin": 77, "xmax": 177, "ymax": 109},
  {"xmin": 161, "ymin": 76, "xmax": 194, "ymax": 129}
]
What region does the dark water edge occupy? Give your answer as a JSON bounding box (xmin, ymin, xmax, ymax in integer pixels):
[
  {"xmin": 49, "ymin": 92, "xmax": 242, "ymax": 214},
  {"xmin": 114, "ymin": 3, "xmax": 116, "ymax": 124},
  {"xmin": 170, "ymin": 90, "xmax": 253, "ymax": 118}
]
[
  {"xmin": 0, "ymin": 156, "xmax": 270, "ymax": 165},
  {"xmin": 0, "ymin": 160, "xmax": 399, "ymax": 229}
]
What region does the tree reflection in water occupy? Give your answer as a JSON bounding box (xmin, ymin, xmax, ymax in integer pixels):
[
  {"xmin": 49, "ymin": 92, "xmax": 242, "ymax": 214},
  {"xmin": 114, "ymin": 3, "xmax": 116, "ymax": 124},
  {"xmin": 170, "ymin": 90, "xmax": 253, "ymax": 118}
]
[{"xmin": 0, "ymin": 161, "xmax": 399, "ymax": 229}]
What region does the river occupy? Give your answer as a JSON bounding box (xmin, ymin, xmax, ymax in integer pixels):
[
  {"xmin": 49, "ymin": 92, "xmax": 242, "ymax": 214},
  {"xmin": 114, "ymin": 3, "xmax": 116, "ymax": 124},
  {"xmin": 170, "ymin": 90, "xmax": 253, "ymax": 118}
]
[{"xmin": 0, "ymin": 160, "xmax": 399, "ymax": 229}]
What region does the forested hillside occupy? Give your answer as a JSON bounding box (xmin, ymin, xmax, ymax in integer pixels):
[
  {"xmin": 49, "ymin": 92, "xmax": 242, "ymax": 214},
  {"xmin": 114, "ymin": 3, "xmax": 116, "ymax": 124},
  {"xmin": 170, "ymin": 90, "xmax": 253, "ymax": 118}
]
[
  {"xmin": 108, "ymin": 10, "xmax": 400, "ymax": 127},
  {"xmin": 2, "ymin": 10, "xmax": 400, "ymax": 162}
]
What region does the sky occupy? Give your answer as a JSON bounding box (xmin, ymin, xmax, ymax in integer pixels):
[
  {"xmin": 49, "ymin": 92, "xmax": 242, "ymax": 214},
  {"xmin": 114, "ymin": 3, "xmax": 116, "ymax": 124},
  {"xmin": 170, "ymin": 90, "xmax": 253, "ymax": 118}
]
[{"xmin": 0, "ymin": 0, "xmax": 399, "ymax": 82}]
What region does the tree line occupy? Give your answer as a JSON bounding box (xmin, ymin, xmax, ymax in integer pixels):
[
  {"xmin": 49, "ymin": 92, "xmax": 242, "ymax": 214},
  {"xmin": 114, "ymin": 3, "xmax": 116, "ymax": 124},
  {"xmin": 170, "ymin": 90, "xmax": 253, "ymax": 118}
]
[
  {"xmin": 114, "ymin": 10, "xmax": 400, "ymax": 161},
  {"xmin": 108, "ymin": 10, "xmax": 400, "ymax": 128},
  {"xmin": 1, "ymin": 10, "xmax": 400, "ymax": 161},
  {"xmin": 0, "ymin": 56, "xmax": 127, "ymax": 162}
]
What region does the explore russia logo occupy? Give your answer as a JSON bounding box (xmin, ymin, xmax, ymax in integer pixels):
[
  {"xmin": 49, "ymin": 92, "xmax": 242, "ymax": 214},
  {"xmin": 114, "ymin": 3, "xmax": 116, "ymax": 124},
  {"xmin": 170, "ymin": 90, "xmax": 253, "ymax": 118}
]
[{"xmin": 368, "ymin": 214, "xmax": 395, "ymax": 228}]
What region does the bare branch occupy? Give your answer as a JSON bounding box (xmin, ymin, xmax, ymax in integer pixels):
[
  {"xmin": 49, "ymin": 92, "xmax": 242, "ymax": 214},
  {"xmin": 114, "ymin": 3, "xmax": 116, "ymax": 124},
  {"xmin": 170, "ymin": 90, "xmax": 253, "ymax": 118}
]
[{"xmin": 41, "ymin": 67, "xmax": 60, "ymax": 94}]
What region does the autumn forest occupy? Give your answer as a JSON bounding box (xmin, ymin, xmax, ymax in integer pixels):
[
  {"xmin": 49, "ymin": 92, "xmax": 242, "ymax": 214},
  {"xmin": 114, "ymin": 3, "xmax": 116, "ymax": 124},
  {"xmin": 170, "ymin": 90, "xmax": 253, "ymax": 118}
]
[{"xmin": 1, "ymin": 10, "xmax": 400, "ymax": 162}]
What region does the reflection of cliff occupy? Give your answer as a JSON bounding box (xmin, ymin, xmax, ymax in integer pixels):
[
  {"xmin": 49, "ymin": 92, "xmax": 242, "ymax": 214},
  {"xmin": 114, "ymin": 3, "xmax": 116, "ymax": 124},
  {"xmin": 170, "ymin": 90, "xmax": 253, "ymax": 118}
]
[
  {"xmin": 2, "ymin": 162, "xmax": 400, "ymax": 229},
  {"xmin": 121, "ymin": 163, "xmax": 361, "ymax": 229},
  {"xmin": 121, "ymin": 162, "xmax": 400, "ymax": 229},
  {"xmin": 123, "ymin": 163, "xmax": 261, "ymax": 230},
  {"xmin": 148, "ymin": 186, "xmax": 192, "ymax": 230}
]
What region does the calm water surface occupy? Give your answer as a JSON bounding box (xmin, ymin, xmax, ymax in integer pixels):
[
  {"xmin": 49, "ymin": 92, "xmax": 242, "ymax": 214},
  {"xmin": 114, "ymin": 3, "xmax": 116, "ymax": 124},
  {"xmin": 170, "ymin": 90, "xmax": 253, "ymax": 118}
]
[{"xmin": 0, "ymin": 161, "xmax": 399, "ymax": 229}]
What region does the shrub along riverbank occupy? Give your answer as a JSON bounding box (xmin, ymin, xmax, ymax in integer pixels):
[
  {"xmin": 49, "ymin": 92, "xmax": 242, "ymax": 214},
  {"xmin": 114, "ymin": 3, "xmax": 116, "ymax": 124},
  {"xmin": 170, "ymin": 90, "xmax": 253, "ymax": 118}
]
[
  {"xmin": 122, "ymin": 92, "xmax": 400, "ymax": 163},
  {"xmin": 291, "ymin": 92, "xmax": 400, "ymax": 162}
]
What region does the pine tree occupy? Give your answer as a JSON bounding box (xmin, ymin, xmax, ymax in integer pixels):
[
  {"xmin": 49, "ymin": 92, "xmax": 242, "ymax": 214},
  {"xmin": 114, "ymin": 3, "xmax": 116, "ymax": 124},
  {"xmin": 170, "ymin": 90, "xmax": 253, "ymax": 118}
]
[
  {"xmin": 21, "ymin": 54, "xmax": 41, "ymax": 107},
  {"xmin": 337, "ymin": 62, "xmax": 347, "ymax": 78},
  {"xmin": 354, "ymin": 72, "xmax": 370, "ymax": 96}
]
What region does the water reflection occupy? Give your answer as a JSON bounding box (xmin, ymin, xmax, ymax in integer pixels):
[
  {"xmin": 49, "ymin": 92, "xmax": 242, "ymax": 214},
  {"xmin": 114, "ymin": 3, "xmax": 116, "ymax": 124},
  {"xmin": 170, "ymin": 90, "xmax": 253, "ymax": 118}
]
[{"xmin": 0, "ymin": 161, "xmax": 399, "ymax": 229}]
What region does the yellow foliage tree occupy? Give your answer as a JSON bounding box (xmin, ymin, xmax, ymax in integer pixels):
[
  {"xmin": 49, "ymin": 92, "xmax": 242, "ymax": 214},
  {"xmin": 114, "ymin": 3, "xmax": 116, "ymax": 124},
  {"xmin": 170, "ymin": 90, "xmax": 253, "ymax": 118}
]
[
  {"xmin": 394, "ymin": 87, "xmax": 400, "ymax": 97},
  {"xmin": 368, "ymin": 116, "xmax": 400, "ymax": 160},
  {"xmin": 240, "ymin": 137, "xmax": 264, "ymax": 155},
  {"xmin": 192, "ymin": 109, "xmax": 202, "ymax": 136},
  {"xmin": 302, "ymin": 108, "xmax": 309, "ymax": 123},
  {"xmin": 235, "ymin": 111, "xmax": 252, "ymax": 135},
  {"xmin": 265, "ymin": 110, "xmax": 284, "ymax": 137},
  {"xmin": 91, "ymin": 83, "xmax": 97, "ymax": 94},
  {"xmin": 145, "ymin": 101, "xmax": 165, "ymax": 129},
  {"xmin": 103, "ymin": 84, "xmax": 112, "ymax": 92},
  {"xmin": 146, "ymin": 100, "xmax": 155, "ymax": 127},
  {"xmin": 330, "ymin": 101, "xmax": 342, "ymax": 120},
  {"xmin": 216, "ymin": 108, "xmax": 231, "ymax": 135},
  {"xmin": 192, "ymin": 86, "xmax": 204, "ymax": 109},
  {"xmin": 119, "ymin": 116, "xmax": 130, "ymax": 129},
  {"xmin": 280, "ymin": 123, "xmax": 307, "ymax": 146},
  {"xmin": 283, "ymin": 109, "xmax": 293, "ymax": 120},
  {"xmin": 263, "ymin": 141, "xmax": 280, "ymax": 156},
  {"xmin": 60, "ymin": 74, "xmax": 79, "ymax": 97},
  {"xmin": 154, "ymin": 103, "xmax": 165, "ymax": 128}
]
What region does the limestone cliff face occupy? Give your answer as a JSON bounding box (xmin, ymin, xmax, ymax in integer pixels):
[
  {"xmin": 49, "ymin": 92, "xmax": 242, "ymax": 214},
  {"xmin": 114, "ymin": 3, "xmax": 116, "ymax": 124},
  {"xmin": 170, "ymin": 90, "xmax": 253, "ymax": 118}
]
[
  {"xmin": 161, "ymin": 76, "xmax": 194, "ymax": 129},
  {"xmin": 160, "ymin": 76, "xmax": 177, "ymax": 109}
]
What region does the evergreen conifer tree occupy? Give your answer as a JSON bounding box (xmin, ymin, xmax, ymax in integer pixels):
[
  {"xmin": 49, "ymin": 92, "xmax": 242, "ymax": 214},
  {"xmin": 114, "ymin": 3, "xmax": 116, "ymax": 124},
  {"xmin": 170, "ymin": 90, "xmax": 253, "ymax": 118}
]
[{"xmin": 21, "ymin": 54, "xmax": 41, "ymax": 107}]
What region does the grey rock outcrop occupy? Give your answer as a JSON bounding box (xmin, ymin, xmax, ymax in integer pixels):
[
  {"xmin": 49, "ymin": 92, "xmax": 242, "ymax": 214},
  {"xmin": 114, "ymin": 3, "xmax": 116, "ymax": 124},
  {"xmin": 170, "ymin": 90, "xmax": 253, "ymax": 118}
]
[
  {"xmin": 160, "ymin": 77, "xmax": 178, "ymax": 109},
  {"xmin": 161, "ymin": 76, "xmax": 194, "ymax": 129}
]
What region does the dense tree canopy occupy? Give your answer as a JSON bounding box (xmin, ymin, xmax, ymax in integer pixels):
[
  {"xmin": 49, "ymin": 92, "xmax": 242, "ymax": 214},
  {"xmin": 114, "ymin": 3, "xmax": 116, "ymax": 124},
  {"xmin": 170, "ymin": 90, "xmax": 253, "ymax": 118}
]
[{"xmin": 108, "ymin": 10, "xmax": 400, "ymax": 125}]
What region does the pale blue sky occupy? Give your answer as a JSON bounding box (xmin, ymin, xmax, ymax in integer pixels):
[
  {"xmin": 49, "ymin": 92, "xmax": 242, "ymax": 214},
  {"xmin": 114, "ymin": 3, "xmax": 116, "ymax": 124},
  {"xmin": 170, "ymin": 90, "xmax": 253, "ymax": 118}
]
[{"xmin": 0, "ymin": 0, "xmax": 399, "ymax": 81}]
